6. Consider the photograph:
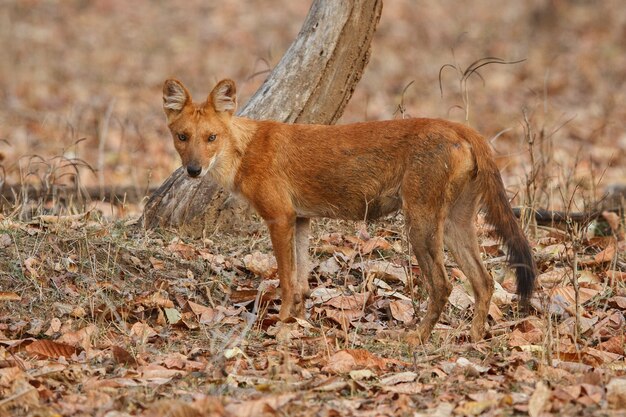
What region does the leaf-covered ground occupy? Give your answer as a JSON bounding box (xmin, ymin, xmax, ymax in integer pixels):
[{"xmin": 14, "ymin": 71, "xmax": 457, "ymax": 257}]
[
  {"xmin": 1, "ymin": 211, "xmax": 625, "ymax": 416},
  {"xmin": 2, "ymin": 0, "xmax": 626, "ymax": 416}
]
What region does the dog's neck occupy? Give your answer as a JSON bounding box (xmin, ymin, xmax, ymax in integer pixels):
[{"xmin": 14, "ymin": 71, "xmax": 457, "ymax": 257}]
[{"xmin": 210, "ymin": 116, "xmax": 257, "ymax": 190}]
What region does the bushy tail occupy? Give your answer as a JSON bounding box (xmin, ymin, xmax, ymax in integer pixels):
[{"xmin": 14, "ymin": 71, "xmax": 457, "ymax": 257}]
[{"xmin": 466, "ymin": 131, "xmax": 537, "ymax": 304}]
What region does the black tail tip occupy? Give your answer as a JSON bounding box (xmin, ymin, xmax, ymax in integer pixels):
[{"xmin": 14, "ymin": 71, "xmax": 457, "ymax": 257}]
[{"xmin": 516, "ymin": 264, "xmax": 535, "ymax": 307}]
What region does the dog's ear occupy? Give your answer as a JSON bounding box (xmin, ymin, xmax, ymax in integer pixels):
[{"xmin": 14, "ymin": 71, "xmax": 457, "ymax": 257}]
[
  {"xmin": 163, "ymin": 79, "xmax": 191, "ymax": 118},
  {"xmin": 208, "ymin": 79, "xmax": 237, "ymax": 114}
]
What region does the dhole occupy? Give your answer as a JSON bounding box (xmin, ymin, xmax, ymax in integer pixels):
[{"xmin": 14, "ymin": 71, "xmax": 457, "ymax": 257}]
[{"xmin": 162, "ymin": 78, "xmax": 536, "ymax": 342}]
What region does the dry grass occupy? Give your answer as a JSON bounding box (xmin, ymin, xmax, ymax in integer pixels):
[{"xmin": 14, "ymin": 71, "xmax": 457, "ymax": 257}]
[{"xmin": 1, "ymin": 1, "xmax": 626, "ymax": 416}]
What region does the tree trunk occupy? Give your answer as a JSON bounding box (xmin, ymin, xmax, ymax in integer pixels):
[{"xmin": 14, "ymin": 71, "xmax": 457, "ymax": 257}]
[{"xmin": 141, "ymin": 0, "xmax": 383, "ymax": 236}]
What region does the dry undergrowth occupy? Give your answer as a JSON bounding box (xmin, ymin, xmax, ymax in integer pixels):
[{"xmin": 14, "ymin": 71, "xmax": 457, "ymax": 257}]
[
  {"xmin": 0, "ymin": 192, "xmax": 625, "ymax": 416},
  {"xmin": 1, "ymin": 1, "xmax": 626, "ymax": 416}
]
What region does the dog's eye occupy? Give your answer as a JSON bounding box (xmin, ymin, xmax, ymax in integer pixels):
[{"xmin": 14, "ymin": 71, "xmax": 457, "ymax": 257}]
[
  {"xmin": 177, "ymin": 133, "xmax": 188, "ymax": 142},
  {"xmin": 208, "ymin": 134, "xmax": 217, "ymax": 142}
]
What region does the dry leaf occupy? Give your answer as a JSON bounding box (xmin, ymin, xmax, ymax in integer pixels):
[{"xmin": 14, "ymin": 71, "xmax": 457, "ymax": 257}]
[
  {"xmin": 379, "ymin": 371, "xmax": 418, "ymax": 386},
  {"xmin": 324, "ymin": 292, "xmax": 370, "ymax": 310},
  {"xmin": 488, "ymin": 302, "xmax": 503, "ymax": 321},
  {"xmin": 382, "ymin": 381, "xmax": 424, "ymax": 394},
  {"xmin": 349, "ymin": 369, "xmax": 376, "ymax": 381},
  {"xmin": 58, "ymin": 325, "xmax": 96, "ymax": 350},
  {"xmin": 23, "ymin": 257, "xmax": 40, "ymax": 279},
  {"xmin": 389, "ymin": 299, "xmax": 414, "ymax": 324},
  {"xmin": 167, "ymin": 242, "xmax": 198, "ymax": 260},
  {"xmin": 0, "ymin": 233, "xmax": 11, "ymax": 248},
  {"xmin": 602, "ymin": 211, "xmax": 624, "ymax": 240},
  {"xmin": 360, "ymin": 236, "xmax": 391, "ymax": 254},
  {"xmin": 130, "ymin": 322, "xmax": 157, "ymax": 342},
  {"xmin": 608, "ymin": 296, "xmax": 626, "ymax": 309},
  {"xmin": 143, "ymin": 400, "xmax": 205, "ymax": 417},
  {"xmin": 360, "ymin": 261, "xmax": 410, "ymax": 285},
  {"xmin": 225, "ymin": 394, "xmax": 296, "ymax": 417},
  {"xmin": 607, "ymin": 378, "xmax": 626, "ymax": 409},
  {"xmin": 538, "ymin": 267, "xmax": 571, "ymax": 287},
  {"xmin": 310, "ymin": 287, "xmax": 343, "ymax": 304},
  {"xmin": 448, "ymin": 285, "xmax": 474, "ymax": 310},
  {"xmin": 25, "ymin": 339, "xmax": 77, "ymax": 359},
  {"xmin": 317, "ymin": 257, "xmax": 342, "ymax": 275},
  {"xmin": 0, "ymin": 292, "xmax": 21, "ymax": 302},
  {"xmin": 597, "ymin": 336, "xmax": 625, "ymax": 355},
  {"xmin": 243, "ymin": 251, "xmax": 278, "ymax": 278},
  {"xmin": 323, "ymin": 349, "xmax": 391, "ymax": 374},
  {"xmin": 323, "ymin": 308, "xmax": 363, "ymax": 331},
  {"xmin": 594, "ymin": 244, "xmax": 616, "ymax": 264},
  {"xmin": 112, "ymin": 345, "xmax": 138, "ymax": 367},
  {"xmin": 550, "ymin": 286, "xmax": 599, "ymax": 307},
  {"xmin": 149, "ymin": 256, "xmax": 165, "ymax": 270},
  {"xmin": 606, "ymin": 270, "xmax": 626, "ymax": 283},
  {"xmin": 528, "ymin": 381, "xmax": 551, "ymax": 417}
]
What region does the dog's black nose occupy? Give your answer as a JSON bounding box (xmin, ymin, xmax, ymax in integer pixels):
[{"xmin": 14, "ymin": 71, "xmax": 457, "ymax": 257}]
[{"xmin": 187, "ymin": 165, "xmax": 202, "ymax": 177}]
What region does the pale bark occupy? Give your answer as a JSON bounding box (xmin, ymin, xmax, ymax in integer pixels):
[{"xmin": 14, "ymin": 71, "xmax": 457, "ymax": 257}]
[{"xmin": 141, "ymin": 0, "xmax": 383, "ymax": 235}]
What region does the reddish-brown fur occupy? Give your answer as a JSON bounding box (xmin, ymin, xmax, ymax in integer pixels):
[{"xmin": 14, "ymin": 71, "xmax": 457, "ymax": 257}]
[{"xmin": 163, "ymin": 78, "xmax": 536, "ymax": 342}]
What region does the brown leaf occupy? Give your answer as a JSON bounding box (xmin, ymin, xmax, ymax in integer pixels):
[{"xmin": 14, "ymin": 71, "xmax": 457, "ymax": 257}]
[
  {"xmin": 149, "ymin": 256, "xmax": 165, "ymax": 270},
  {"xmin": 25, "ymin": 339, "xmax": 77, "ymax": 359},
  {"xmin": 389, "ymin": 299, "xmax": 414, "ymax": 324},
  {"xmin": 551, "ymin": 286, "xmax": 599, "ymax": 307},
  {"xmin": 538, "ymin": 267, "xmax": 571, "ymax": 287},
  {"xmin": 607, "ymin": 378, "xmax": 626, "ymax": 409},
  {"xmin": 130, "ymin": 322, "xmax": 157, "ymax": 342},
  {"xmin": 0, "ymin": 233, "xmax": 11, "ymax": 248},
  {"xmin": 323, "ymin": 307, "xmax": 363, "ymax": 331},
  {"xmin": 602, "ymin": 211, "xmax": 624, "ymax": 240},
  {"xmin": 480, "ymin": 237, "xmax": 501, "ymax": 256},
  {"xmin": 112, "ymin": 345, "xmax": 138, "ymax": 367},
  {"xmin": 528, "ymin": 381, "xmax": 551, "ymax": 417},
  {"xmin": 379, "ymin": 371, "xmax": 418, "ymax": 386},
  {"xmin": 136, "ymin": 291, "xmax": 174, "ymax": 309},
  {"xmin": 167, "ymin": 241, "xmax": 198, "ymax": 260},
  {"xmin": 356, "ymin": 261, "xmax": 409, "ymax": 285},
  {"xmin": 606, "ymin": 270, "xmax": 626, "ymax": 283},
  {"xmin": 0, "ymin": 292, "xmax": 21, "ymax": 302},
  {"xmin": 594, "ymin": 244, "xmax": 616, "ymax": 264},
  {"xmin": 324, "ymin": 292, "xmax": 370, "ymax": 310},
  {"xmin": 382, "ymin": 381, "xmax": 424, "ymax": 394},
  {"xmin": 323, "ymin": 349, "xmax": 392, "ymax": 374},
  {"xmin": 488, "ymin": 302, "xmax": 503, "ymax": 321},
  {"xmin": 360, "ymin": 236, "xmax": 391, "ymax": 254},
  {"xmin": 597, "ymin": 336, "xmax": 625, "ymax": 355},
  {"xmin": 448, "ymin": 285, "xmax": 474, "ymax": 310},
  {"xmin": 57, "ymin": 325, "xmax": 96, "ymax": 351},
  {"xmin": 143, "ymin": 400, "xmax": 204, "ymax": 417},
  {"xmin": 508, "ymin": 328, "xmax": 544, "ymax": 347},
  {"xmin": 23, "ymin": 257, "xmax": 40, "ymax": 280},
  {"xmin": 608, "ymin": 296, "xmax": 626, "ymax": 309},
  {"xmin": 225, "ymin": 394, "xmax": 296, "ymax": 417},
  {"xmin": 243, "ymin": 251, "xmax": 278, "ymax": 278}
]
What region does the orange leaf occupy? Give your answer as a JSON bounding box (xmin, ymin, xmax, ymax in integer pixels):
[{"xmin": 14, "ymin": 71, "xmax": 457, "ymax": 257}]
[
  {"xmin": 25, "ymin": 339, "xmax": 77, "ymax": 359},
  {"xmin": 360, "ymin": 236, "xmax": 391, "ymax": 254},
  {"xmin": 389, "ymin": 299, "xmax": 414, "ymax": 324},
  {"xmin": 323, "ymin": 349, "xmax": 391, "ymax": 374},
  {"xmin": 324, "ymin": 292, "xmax": 370, "ymax": 310},
  {"xmin": 112, "ymin": 345, "xmax": 138, "ymax": 367},
  {"xmin": 0, "ymin": 292, "xmax": 21, "ymax": 302},
  {"xmin": 597, "ymin": 336, "xmax": 625, "ymax": 355},
  {"xmin": 594, "ymin": 244, "xmax": 616, "ymax": 263}
]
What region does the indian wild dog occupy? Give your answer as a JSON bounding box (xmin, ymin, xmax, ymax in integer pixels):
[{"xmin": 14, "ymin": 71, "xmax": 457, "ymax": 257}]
[{"xmin": 162, "ymin": 78, "xmax": 536, "ymax": 342}]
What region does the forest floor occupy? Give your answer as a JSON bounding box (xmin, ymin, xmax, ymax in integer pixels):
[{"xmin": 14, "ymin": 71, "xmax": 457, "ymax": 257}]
[
  {"xmin": 1, "ymin": 209, "xmax": 625, "ymax": 416},
  {"xmin": 1, "ymin": 0, "xmax": 626, "ymax": 416}
]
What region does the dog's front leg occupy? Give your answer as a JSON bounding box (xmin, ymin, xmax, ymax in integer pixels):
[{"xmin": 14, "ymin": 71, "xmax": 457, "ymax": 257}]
[{"xmin": 267, "ymin": 214, "xmax": 302, "ymax": 320}]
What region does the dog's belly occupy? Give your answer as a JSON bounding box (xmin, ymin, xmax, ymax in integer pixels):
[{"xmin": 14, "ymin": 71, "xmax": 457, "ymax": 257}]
[{"xmin": 294, "ymin": 189, "xmax": 403, "ymax": 221}]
